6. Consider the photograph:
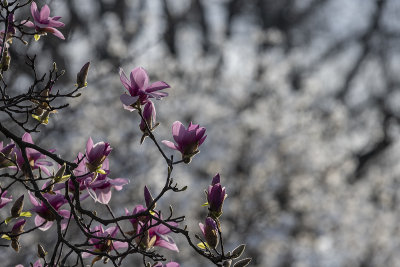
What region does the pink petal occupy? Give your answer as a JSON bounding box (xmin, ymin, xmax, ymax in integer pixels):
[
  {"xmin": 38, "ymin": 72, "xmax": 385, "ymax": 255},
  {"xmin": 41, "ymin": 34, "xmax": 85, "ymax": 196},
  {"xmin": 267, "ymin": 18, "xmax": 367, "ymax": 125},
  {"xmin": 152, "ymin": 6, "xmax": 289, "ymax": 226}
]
[
  {"xmin": 47, "ymin": 20, "xmax": 65, "ymax": 28},
  {"xmin": 22, "ymin": 20, "xmax": 34, "ymax": 27},
  {"xmin": 161, "ymin": 140, "xmax": 179, "ymax": 151},
  {"xmin": 44, "ymin": 27, "xmax": 65, "ymax": 40},
  {"xmin": 119, "ymin": 68, "xmax": 131, "ymax": 91},
  {"xmin": 130, "ymin": 67, "xmax": 149, "ymax": 90},
  {"xmin": 95, "ymin": 187, "xmax": 112, "ymax": 204},
  {"xmin": 28, "ymin": 191, "xmax": 39, "ymax": 206},
  {"xmin": 120, "ymin": 94, "xmax": 138, "ymax": 106},
  {"xmin": 86, "ymin": 137, "xmax": 94, "ymax": 156},
  {"xmin": 155, "ymin": 236, "xmax": 179, "ymax": 252},
  {"xmin": 22, "ymin": 133, "xmax": 33, "ymax": 143},
  {"xmin": 146, "ymin": 81, "xmax": 170, "ymax": 93},
  {"xmin": 113, "ymin": 241, "xmax": 128, "ymax": 250},
  {"xmin": 172, "ymin": 121, "xmax": 185, "ymax": 144},
  {"xmin": 39, "ymin": 5, "xmax": 50, "ymax": 21},
  {"xmin": 31, "ymin": 2, "xmax": 40, "ymax": 22}
]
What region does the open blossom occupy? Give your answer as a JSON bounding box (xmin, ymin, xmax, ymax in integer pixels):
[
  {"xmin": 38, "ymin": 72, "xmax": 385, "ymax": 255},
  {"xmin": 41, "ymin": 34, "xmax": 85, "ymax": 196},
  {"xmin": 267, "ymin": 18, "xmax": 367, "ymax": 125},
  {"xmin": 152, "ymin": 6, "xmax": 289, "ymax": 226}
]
[
  {"xmin": 125, "ymin": 204, "xmax": 179, "ymax": 252},
  {"xmin": 82, "ymin": 225, "xmax": 128, "ymax": 258},
  {"xmin": 29, "ymin": 190, "xmax": 69, "ymax": 231},
  {"xmin": 22, "ymin": 2, "xmax": 65, "ymax": 40},
  {"xmin": 119, "ymin": 67, "xmax": 169, "ymax": 110},
  {"xmin": 207, "ymin": 173, "xmax": 227, "ymax": 218},
  {"xmin": 0, "ymin": 189, "xmax": 12, "ymax": 209},
  {"xmin": 162, "ymin": 121, "xmax": 207, "ymax": 163},
  {"xmin": 14, "ymin": 133, "xmax": 54, "ymax": 176}
]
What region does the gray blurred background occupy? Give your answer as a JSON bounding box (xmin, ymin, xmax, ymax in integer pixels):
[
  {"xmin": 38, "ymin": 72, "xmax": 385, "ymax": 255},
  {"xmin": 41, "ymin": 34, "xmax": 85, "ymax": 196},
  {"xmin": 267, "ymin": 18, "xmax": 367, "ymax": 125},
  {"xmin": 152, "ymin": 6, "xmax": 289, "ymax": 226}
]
[{"xmin": 4, "ymin": 0, "xmax": 400, "ymax": 266}]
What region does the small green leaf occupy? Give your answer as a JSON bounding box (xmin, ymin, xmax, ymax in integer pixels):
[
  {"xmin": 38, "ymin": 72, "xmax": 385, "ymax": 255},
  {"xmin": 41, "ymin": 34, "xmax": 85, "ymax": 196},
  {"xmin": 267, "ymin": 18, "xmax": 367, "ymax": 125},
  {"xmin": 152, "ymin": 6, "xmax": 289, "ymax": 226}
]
[
  {"xmin": 4, "ymin": 216, "xmax": 12, "ymax": 224},
  {"xmin": 96, "ymin": 168, "xmax": 106, "ymax": 175},
  {"xmin": 1, "ymin": 234, "xmax": 10, "ymax": 240},
  {"xmin": 201, "ymin": 202, "xmax": 209, "ymax": 207},
  {"xmin": 20, "ymin": 211, "xmax": 32, "ymax": 217},
  {"xmin": 34, "ymin": 34, "xmax": 41, "ymax": 41},
  {"xmin": 197, "ymin": 242, "xmax": 209, "ymax": 250}
]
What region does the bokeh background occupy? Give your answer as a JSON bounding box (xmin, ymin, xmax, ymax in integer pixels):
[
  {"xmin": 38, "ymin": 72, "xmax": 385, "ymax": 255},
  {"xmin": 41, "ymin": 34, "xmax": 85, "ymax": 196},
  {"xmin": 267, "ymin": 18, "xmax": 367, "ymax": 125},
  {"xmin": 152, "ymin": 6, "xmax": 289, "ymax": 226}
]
[{"xmin": 4, "ymin": 0, "xmax": 400, "ymax": 266}]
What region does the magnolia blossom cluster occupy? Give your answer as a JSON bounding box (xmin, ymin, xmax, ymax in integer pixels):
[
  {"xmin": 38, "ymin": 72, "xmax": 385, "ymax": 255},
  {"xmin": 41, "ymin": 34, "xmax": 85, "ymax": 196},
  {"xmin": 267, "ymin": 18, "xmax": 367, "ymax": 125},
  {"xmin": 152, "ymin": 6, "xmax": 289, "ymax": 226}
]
[{"xmin": 0, "ymin": 1, "xmax": 251, "ymax": 266}]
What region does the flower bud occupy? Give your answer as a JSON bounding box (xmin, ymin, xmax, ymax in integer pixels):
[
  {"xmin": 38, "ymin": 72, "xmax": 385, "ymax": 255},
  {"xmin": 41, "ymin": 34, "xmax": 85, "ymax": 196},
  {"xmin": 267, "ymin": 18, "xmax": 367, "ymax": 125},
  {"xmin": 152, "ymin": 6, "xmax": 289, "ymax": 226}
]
[
  {"xmin": 144, "ymin": 186, "xmax": 155, "ymax": 210},
  {"xmin": 76, "ymin": 62, "xmax": 90, "ymax": 88},
  {"xmin": 233, "ymin": 258, "xmax": 252, "ymax": 267},
  {"xmin": 37, "ymin": 244, "xmax": 47, "ymax": 258},
  {"xmin": 199, "ymin": 217, "xmax": 219, "ymax": 249},
  {"xmin": 0, "ymin": 49, "xmax": 11, "ymax": 72},
  {"xmin": 207, "ymin": 173, "xmax": 226, "ymax": 219},
  {"xmin": 11, "ymin": 195, "xmax": 24, "ymax": 217},
  {"xmin": 231, "ymin": 244, "xmax": 246, "ymax": 259}
]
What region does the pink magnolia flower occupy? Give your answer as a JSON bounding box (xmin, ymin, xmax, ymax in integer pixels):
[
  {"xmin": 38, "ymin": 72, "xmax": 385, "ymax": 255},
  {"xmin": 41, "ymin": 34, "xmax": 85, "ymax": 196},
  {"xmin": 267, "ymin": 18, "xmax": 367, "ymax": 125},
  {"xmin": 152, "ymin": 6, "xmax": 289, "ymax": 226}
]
[
  {"xmin": 162, "ymin": 121, "xmax": 207, "ymax": 163},
  {"xmin": 119, "ymin": 67, "xmax": 169, "ymax": 110},
  {"xmin": 125, "ymin": 204, "xmax": 179, "ymax": 252},
  {"xmin": 29, "ymin": 190, "xmax": 70, "ymax": 231},
  {"xmin": 15, "ymin": 133, "xmax": 54, "ymax": 176},
  {"xmin": 0, "ymin": 189, "xmax": 12, "ymax": 209},
  {"xmin": 82, "ymin": 225, "xmax": 128, "ymax": 258},
  {"xmin": 22, "ymin": 2, "xmax": 65, "ymax": 40},
  {"xmin": 15, "ymin": 259, "xmax": 42, "ymax": 267},
  {"xmin": 86, "ymin": 158, "xmax": 129, "ymax": 204}
]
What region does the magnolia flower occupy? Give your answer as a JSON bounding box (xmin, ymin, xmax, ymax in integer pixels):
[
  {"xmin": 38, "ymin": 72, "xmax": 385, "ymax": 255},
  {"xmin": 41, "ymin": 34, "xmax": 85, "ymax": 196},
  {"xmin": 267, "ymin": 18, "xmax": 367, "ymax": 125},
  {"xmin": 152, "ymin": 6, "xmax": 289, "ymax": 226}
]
[
  {"xmin": 119, "ymin": 67, "xmax": 169, "ymax": 110},
  {"xmin": 29, "ymin": 191, "xmax": 69, "ymax": 231},
  {"xmin": 15, "ymin": 133, "xmax": 54, "ymax": 176},
  {"xmin": 85, "ymin": 137, "xmax": 112, "ymax": 175},
  {"xmin": 0, "ymin": 190, "xmax": 12, "ymax": 209},
  {"xmin": 0, "ymin": 141, "xmax": 15, "ymax": 168},
  {"xmin": 199, "ymin": 217, "xmax": 219, "ymax": 249},
  {"xmin": 22, "ymin": 2, "xmax": 65, "ymax": 40},
  {"xmin": 15, "ymin": 259, "xmax": 42, "ymax": 267},
  {"xmin": 82, "ymin": 225, "xmax": 128, "ymax": 258},
  {"xmin": 125, "ymin": 205, "xmax": 179, "ymax": 252},
  {"xmin": 86, "ymin": 159, "xmax": 129, "ymax": 204},
  {"xmin": 207, "ymin": 173, "xmax": 227, "ymax": 218},
  {"xmin": 162, "ymin": 121, "xmax": 207, "ymax": 163}
]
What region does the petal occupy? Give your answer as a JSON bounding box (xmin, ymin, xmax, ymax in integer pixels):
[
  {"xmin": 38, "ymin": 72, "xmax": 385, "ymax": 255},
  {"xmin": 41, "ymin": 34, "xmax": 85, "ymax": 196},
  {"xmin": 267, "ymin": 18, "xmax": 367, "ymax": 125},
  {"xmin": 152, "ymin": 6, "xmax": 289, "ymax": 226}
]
[
  {"xmin": 146, "ymin": 81, "xmax": 170, "ymax": 93},
  {"xmin": 22, "ymin": 20, "xmax": 35, "ymax": 27},
  {"xmin": 31, "ymin": 2, "xmax": 40, "ymax": 22},
  {"xmin": 113, "ymin": 241, "xmax": 128, "ymax": 250},
  {"xmin": 199, "ymin": 135, "xmax": 207, "ymax": 146},
  {"xmin": 86, "ymin": 137, "xmax": 94, "ymax": 156},
  {"xmin": 47, "ymin": 19, "xmax": 64, "ymax": 28},
  {"xmin": 161, "ymin": 140, "xmax": 179, "ymax": 151},
  {"xmin": 39, "ymin": 5, "xmax": 50, "ymax": 21},
  {"xmin": 109, "ymin": 178, "xmax": 129, "ymax": 190},
  {"xmin": 119, "ymin": 68, "xmax": 132, "ymax": 92},
  {"xmin": 172, "ymin": 121, "xmax": 185, "ymax": 144},
  {"xmin": 198, "ymin": 222, "xmax": 205, "ymax": 236},
  {"xmin": 44, "ymin": 27, "xmax": 65, "ymax": 40},
  {"xmin": 22, "ymin": 133, "xmax": 33, "ymax": 143},
  {"xmin": 155, "ymin": 235, "xmax": 179, "ymax": 252},
  {"xmin": 38, "ymin": 165, "xmax": 51, "ymax": 176},
  {"xmin": 130, "ymin": 67, "xmax": 149, "ymax": 90},
  {"xmin": 120, "ymin": 94, "xmax": 138, "ymax": 106},
  {"xmin": 81, "ymin": 251, "xmax": 93, "ymax": 258},
  {"xmin": 28, "ymin": 191, "xmax": 39, "ymax": 206},
  {"xmin": 95, "ymin": 187, "xmax": 112, "ymax": 204}
]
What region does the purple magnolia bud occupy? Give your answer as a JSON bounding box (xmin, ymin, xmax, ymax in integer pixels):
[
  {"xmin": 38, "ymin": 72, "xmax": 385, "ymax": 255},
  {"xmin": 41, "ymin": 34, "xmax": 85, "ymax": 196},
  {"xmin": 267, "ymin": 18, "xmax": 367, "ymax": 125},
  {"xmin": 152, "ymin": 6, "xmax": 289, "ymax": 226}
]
[
  {"xmin": 144, "ymin": 186, "xmax": 155, "ymax": 209},
  {"xmin": 162, "ymin": 121, "xmax": 207, "ymax": 163},
  {"xmin": 7, "ymin": 13, "xmax": 15, "ymax": 35},
  {"xmin": 0, "ymin": 142, "xmax": 15, "ymax": 168},
  {"xmin": 207, "ymin": 174, "xmax": 226, "ymax": 219},
  {"xmin": 199, "ymin": 217, "xmax": 219, "ymax": 249},
  {"xmin": 11, "ymin": 219, "xmax": 26, "ymax": 235},
  {"xmin": 211, "ymin": 173, "xmax": 220, "ymax": 185},
  {"xmin": 140, "ymin": 101, "xmax": 157, "ymax": 133}
]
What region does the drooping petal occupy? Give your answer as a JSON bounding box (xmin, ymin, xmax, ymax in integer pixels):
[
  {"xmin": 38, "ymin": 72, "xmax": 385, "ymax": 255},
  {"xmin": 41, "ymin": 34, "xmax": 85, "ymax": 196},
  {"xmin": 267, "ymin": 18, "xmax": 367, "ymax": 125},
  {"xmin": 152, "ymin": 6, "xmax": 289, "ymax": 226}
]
[
  {"xmin": 95, "ymin": 187, "xmax": 112, "ymax": 204},
  {"xmin": 146, "ymin": 81, "xmax": 170, "ymax": 93},
  {"xmin": 161, "ymin": 140, "xmax": 179, "ymax": 151},
  {"xmin": 155, "ymin": 235, "xmax": 179, "ymax": 252},
  {"xmin": 44, "ymin": 27, "xmax": 65, "ymax": 40},
  {"xmin": 120, "ymin": 94, "xmax": 139, "ymax": 106}
]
